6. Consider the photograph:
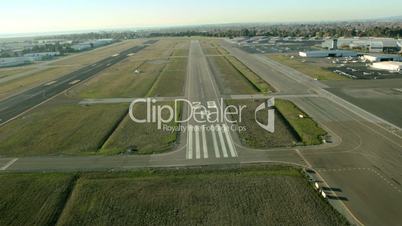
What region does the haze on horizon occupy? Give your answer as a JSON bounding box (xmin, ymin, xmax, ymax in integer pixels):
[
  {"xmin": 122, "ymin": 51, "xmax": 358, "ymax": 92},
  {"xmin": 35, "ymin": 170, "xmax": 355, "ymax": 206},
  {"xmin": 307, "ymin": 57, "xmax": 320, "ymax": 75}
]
[{"xmin": 1, "ymin": 0, "xmax": 402, "ymax": 35}]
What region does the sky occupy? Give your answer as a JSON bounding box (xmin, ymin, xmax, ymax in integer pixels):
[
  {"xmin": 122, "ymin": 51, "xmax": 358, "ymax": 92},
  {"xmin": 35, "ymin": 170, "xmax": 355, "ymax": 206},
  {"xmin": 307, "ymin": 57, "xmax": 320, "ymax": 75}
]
[{"xmin": 1, "ymin": 0, "xmax": 402, "ymax": 35}]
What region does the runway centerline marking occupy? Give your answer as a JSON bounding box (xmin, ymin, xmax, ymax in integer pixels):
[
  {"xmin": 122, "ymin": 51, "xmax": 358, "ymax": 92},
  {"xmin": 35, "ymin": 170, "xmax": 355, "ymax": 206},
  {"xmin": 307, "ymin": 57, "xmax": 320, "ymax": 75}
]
[
  {"xmin": 223, "ymin": 124, "xmax": 237, "ymax": 157},
  {"xmin": 69, "ymin": 80, "xmax": 81, "ymax": 85},
  {"xmin": 44, "ymin": 81, "xmax": 57, "ymax": 86}
]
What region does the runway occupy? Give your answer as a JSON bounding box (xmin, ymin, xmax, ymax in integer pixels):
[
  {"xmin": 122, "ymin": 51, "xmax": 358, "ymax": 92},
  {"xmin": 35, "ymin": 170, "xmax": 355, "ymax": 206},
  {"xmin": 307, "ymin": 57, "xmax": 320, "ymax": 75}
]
[
  {"xmin": 184, "ymin": 40, "xmax": 239, "ymax": 163},
  {"xmin": 0, "ymin": 40, "xmax": 157, "ymax": 125}
]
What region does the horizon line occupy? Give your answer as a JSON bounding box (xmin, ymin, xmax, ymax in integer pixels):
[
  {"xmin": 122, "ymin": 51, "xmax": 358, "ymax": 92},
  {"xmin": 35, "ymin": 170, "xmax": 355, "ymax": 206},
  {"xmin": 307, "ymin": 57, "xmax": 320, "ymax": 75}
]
[{"xmin": 1, "ymin": 15, "xmax": 401, "ymax": 39}]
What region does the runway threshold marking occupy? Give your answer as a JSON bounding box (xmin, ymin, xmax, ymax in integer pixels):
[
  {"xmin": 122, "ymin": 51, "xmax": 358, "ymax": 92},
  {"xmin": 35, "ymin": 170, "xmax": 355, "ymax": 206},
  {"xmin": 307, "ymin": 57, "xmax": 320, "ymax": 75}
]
[
  {"xmin": 0, "ymin": 158, "xmax": 18, "ymax": 171},
  {"xmin": 186, "ymin": 124, "xmax": 238, "ymax": 160},
  {"xmin": 201, "ymin": 125, "xmax": 208, "ymax": 159},
  {"xmin": 187, "ymin": 125, "xmax": 193, "ymax": 160},
  {"xmin": 211, "ymin": 125, "xmax": 220, "ymax": 158},
  {"xmin": 216, "ymin": 125, "xmax": 229, "ymax": 158},
  {"xmin": 223, "ymin": 124, "xmax": 237, "ymax": 157},
  {"xmin": 195, "ymin": 125, "xmax": 201, "ymax": 159}
]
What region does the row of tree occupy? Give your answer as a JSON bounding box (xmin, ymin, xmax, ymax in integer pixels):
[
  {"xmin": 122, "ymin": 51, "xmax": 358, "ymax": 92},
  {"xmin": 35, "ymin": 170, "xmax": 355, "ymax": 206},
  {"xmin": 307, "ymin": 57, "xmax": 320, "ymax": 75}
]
[{"xmin": 148, "ymin": 23, "xmax": 402, "ymax": 39}]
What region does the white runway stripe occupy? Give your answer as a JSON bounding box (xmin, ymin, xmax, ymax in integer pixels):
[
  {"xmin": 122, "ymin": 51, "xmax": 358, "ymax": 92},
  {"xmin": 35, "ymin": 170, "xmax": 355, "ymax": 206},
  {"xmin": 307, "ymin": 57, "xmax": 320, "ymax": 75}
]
[
  {"xmin": 210, "ymin": 125, "xmax": 220, "ymax": 158},
  {"xmin": 186, "ymin": 124, "xmax": 237, "ymax": 160},
  {"xmin": 195, "ymin": 125, "xmax": 201, "ymax": 159},
  {"xmin": 0, "ymin": 158, "xmax": 18, "ymax": 171},
  {"xmin": 187, "ymin": 125, "xmax": 193, "ymax": 159},
  {"xmin": 201, "ymin": 125, "xmax": 208, "ymax": 159},
  {"xmin": 216, "ymin": 125, "xmax": 228, "ymax": 158},
  {"xmin": 223, "ymin": 124, "xmax": 237, "ymax": 157}
]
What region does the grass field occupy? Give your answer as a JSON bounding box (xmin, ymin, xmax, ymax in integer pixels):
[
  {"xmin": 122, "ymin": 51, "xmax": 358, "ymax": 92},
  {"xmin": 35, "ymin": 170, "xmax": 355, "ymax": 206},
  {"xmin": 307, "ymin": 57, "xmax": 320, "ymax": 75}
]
[
  {"xmin": 0, "ymin": 101, "xmax": 128, "ymax": 156},
  {"xmin": 267, "ymin": 54, "xmax": 348, "ymax": 81},
  {"xmin": 0, "ymin": 173, "xmax": 76, "ymax": 226},
  {"xmin": 207, "ymin": 56, "xmax": 259, "ymax": 95},
  {"xmin": 135, "ymin": 39, "xmax": 179, "ymax": 60},
  {"xmin": 224, "ymin": 55, "xmax": 273, "ymax": 93},
  {"xmin": 73, "ymin": 39, "xmax": 187, "ymax": 99},
  {"xmin": 226, "ymin": 99, "xmax": 300, "ymax": 148},
  {"xmin": 217, "ymin": 46, "xmax": 230, "ymax": 55},
  {"xmin": 203, "ymin": 39, "xmax": 273, "ymax": 94},
  {"xmin": 54, "ymin": 166, "xmax": 348, "ymax": 226},
  {"xmin": 200, "ymin": 39, "xmax": 230, "ymax": 56},
  {"xmin": 276, "ymin": 99, "xmax": 327, "ymax": 145},
  {"xmin": 203, "ymin": 48, "xmax": 221, "ymax": 55},
  {"xmin": 200, "ymin": 40, "xmax": 215, "ymax": 49},
  {"xmin": 102, "ymin": 101, "xmax": 181, "ymax": 155},
  {"xmin": 74, "ymin": 58, "xmax": 165, "ymax": 98},
  {"xmin": 0, "ymin": 66, "xmax": 33, "ymax": 79},
  {"xmin": 148, "ymin": 57, "xmax": 188, "ymax": 97},
  {"xmin": 172, "ymin": 48, "xmax": 189, "ymax": 57},
  {"xmin": 207, "ymin": 39, "xmax": 230, "ymax": 55}
]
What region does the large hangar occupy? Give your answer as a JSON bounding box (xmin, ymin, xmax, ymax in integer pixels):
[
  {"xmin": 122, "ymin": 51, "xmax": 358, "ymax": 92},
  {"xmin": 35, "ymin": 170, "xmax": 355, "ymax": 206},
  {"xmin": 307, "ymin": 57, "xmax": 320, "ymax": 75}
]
[{"xmin": 299, "ymin": 50, "xmax": 358, "ymax": 58}]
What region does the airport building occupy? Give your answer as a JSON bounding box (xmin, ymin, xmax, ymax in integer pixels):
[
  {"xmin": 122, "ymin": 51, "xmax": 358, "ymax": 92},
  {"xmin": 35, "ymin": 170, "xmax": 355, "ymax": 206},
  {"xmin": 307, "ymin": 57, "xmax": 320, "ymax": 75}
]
[
  {"xmin": 71, "ymin": 39, "xmax": 114, "ymax": 51},
  {"xmin": 71, "ymin": 43, "xmax": 92, "ymax": 51},
  {"xmin": 362, "ymin": 54, "xmax": 402, "ymax": 62},
  {"xmin": 92, "ymin": 39, "xmax": 114, "ymax": 47},
  {"xmin": 23, "ymin": 52, "xmax": 60, "ymax": 61},
  {"xmin": 299, "ymin": 50, "xmax": 358, "ymax": 58},
  {"xmin": 0, "ymin": 57, "xmax": 32, "ymax": 67},
  {"xmin": 322, "ymin": 38, "xmax": 400, "ymax": 53},
  {"xmin": 371, "ymin": 61, "xmax": 402, "ymax": 72}
]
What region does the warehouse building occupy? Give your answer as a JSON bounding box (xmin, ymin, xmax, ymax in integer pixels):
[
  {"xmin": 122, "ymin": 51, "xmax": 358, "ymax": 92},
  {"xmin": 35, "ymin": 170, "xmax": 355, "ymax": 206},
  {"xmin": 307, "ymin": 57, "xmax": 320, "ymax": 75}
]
[
  {"xmin": 371, "ymin": 61, "xmax": 402, "ymax": 72},
  {"xmin": 23, "ymin": 52, "xmax": 60, "ymax": 61},
  {"xmin": 71, "ymin": 43, "xmax": 92, "ymax": 51},
  {"xmin": 362, "ymin": 54, "xmax": 402, "ymax": 62},
  {"xmin": 71, "ymin": 39, "xmax": 114, "ymax": 51},
  {"xmin": 0, "ymin": 57, "xmax": 32, "ymax": 67},
  {"xmin": 322, "ymin": 38, "xmax": 400, "ymax": 53},
  {"xmin": 299, "ymin": 50, "xmax": 358, "ymax": 58}
]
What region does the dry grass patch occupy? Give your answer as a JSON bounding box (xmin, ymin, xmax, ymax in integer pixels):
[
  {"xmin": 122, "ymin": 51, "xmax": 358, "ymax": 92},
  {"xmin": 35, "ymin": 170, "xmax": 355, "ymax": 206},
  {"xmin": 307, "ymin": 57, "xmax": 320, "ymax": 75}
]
[
  {"xmin": 149, "ymin": 58, "xmax": 188, "ymax": 97},
  {"xmin": 227, "ymin": 99, "xmax": 300, "ymax": 148},
  {"xmin": 225, "ymin": 55, "xmax": 273, "ymax": 93},
  {"xmin": 0, "ymin": 101, "xmax": 128, "ymax": 156},
  {"xmin": 102, "ymin": 101, "xmax": 181, "ymax": 155},
  {"xmin": 0, "ymin": 66, "xmax": 34, "ymax": 79},
  {"xmin": 207, "ymin": 56, "xmax": 258, "ymax": 95},
  {"xmin": 56, "ymin": 166, "xmax": 349, "ymax": 226},
  {"xmin": 0, "ymin": 173, "xmax": 76, "ymax": 226},
  {"xmin": 74, "ymin": 58, "xmax": 165, "ymax": 98}
]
